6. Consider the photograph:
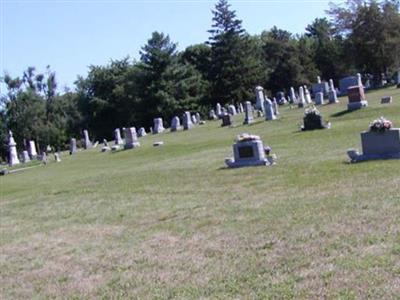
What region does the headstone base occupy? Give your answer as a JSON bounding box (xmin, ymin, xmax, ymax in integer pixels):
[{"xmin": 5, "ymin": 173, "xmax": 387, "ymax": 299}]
[
  {"xmin": 124, "ymin": 142, "xmax": 140, "ymax": 149},
  {"xmin": 348, "ymin": 101, "xmax": 368, "ymax": 111},
  {"xmin": 347, "ymin": 149, "xmax": 400, "ymax": 163},
  {"xmin": 225, "ymin": 157, "xmax": 273, "ymax": 168}
]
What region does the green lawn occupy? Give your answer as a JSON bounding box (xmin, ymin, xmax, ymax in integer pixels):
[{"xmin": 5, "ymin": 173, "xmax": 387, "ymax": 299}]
[{"xmin": 1, "ymin": 87, "xmax": 400, "ymax": 299}]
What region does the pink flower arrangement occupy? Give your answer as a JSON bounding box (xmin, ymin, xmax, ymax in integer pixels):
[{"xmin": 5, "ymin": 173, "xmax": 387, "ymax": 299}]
[{"xmin": 369, "ymin": 116, "xmax": 393, "ymax": 133}]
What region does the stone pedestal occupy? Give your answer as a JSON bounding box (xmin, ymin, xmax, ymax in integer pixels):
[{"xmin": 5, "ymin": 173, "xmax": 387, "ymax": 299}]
[{"xmin": 124, "ymin": 127, "xmax": 140, "ymax": 149}]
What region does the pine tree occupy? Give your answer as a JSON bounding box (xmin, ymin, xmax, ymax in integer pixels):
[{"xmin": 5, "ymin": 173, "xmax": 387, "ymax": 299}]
[{"xmin": 208, "ymin": 0, "xmax": 261, "ymax": 106}]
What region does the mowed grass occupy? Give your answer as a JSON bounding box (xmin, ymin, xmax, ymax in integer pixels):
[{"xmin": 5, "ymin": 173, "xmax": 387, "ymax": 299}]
[{"xmin": 1, "ymin": 87, "xmax": 399, "ymax": 299}]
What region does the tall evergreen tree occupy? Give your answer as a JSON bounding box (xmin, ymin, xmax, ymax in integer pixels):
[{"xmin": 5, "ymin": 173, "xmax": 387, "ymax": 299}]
[{"xmin": 208, "ymin": 0, "xmax": 261, "ymax": 106}]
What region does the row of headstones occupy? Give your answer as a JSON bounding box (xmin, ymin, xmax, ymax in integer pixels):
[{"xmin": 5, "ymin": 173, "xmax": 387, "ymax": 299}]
[{"xmin": 5, "ymin": 131, "xmax": 61, "ymax": 166}]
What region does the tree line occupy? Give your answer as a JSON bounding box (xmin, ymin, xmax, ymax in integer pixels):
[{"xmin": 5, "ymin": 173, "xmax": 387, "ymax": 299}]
[{"xmin": 1, "ymin": 0, "xmax": 399, "ymax": 160}]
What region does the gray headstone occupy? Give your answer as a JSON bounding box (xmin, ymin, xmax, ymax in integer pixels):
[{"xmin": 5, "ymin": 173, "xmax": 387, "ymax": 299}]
[
  {"xmin": 243, "ymin": 101, "xmax": 253, "ymax": 125},
  {"xmin": 22, "ymin": 150, "xmax": 30, "ymax": 163},
  {"xmin": 183, "ymin": 111, "xmax": 193, "ymax": 130},
  {"xmin": 255, "ymin": 86, "xmax": 265, "ymax": 112},
  {"xmin": 171, "ymin": 116, "xmax": 181, "ymax": 132},
  {"xmin": 304, "ymin": 86, "xmax": 312, "ymax": 104},
  {"xmin": 70, "ymin": 138, "xmax": 77, "ymax": 154},
  {"xmin": 191, "ymin": 114, "xmax": 197, "ymax": 125},
  {"xmin": 153, "ymin": 118, "xmax": 165, "ymax": 134},
  {"xmin": 209, "ymin": 109, "xmax": 217, "ymax": 120},
  {"xmin": 315, "ymin": 92, "xmax": 325, "ymax": 105},
  {"xmin": 298, "ymin": 86, "xmax": 306, "ymax": 107},
  {"xmin": 289, "ymin": 87, "xmax": 297, "ymax": 103},
  {"xmin": 195, "ymin": 112, "xmax": 201, "ymax": 123},
  {"xmin": 124, "ymin": 127, "xmax": 140, "ymax": 149},
  {"xmin": 228, "ymin": 105, "xmax": 237, "ymax": 115},
  {"xmin": 272, "ymin": 99, "xmax": 279, "ymax": 115},
  {"xmin": 216, "ymin": 103, "xmax": 222, "ymax": 117},
  {"xmin": 264, "ymin": 98, "xmax": 276, "ymax": 121}
]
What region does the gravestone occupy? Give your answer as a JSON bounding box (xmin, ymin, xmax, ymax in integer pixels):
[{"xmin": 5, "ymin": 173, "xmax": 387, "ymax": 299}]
[
  {"xmin": 289, "ymin": 87, "xmax": 297, "ymax": 103},
  {"xmin": 22, "ymin": 150, "xmax": 30, "ymax": 163},
  {"xmin": 191, "ymin": 114, "xmax": 198, "ymax": 125},
  {"xmin": 54, "ymin": 152, "xmax": 61, "ymax": 162},
  {"xmin": 301, "ymin": 109, "xmax": 330, "ymax": 131},
  {"xmin": 381, "ymin": 96, "xmax": 392, "ymax": 104},
  {"xmin": 171, "ymin": 116, "xmax": 181, "ymax": 132},
  {"xmin": 124, "ymin": 127, "xmax": 140, "ymax": 149},
  {"xmin": 114, "ymin": 128, "xmax": 123, "ymax": 145},
  {"xmin": 348, "ymin": 128, "xmax": 400, "ymax": 162},
  {"xmin": 216, "ymin": 103, "xmax": 222, "ymax": 117},
  {"xmin": 153, "ymin": 118, "xmax": 165, "ymax": 134},
  {"xmin": 209, "ymin": 109, "xmax": 217, "ymax": 120},
  {"xmin": 264, "ymin": 98, "xmax": 276, "ymax": 121},
  {"xmin": 315, "ymin": 92, "xmax": 325, "ymax": 105},
  {"xmin": 83, "ymin": 130, "xmax": 92, "ymax": 149},
  {"xmin": 183, "ymin": 111, "xmax": 193, "ymax": 130},
  {"xmin": 228, "ymin": 105, "xmax": 237, "ymax": 115},
  {"xmin": 221, "ymin": 114, "xmax": 232, "ymax": 127},
  {"xmin": 28, "ymin": 140, "xmax": 38, "ymax": 159},
  {"xmin": 243, "ymin": 101, "xmax": 254, "ymax": 125},
  {"xmin": 272, "ymin": 99, "xmax": 279, "ymax": 116},
  {"xmin": 70, "ymin": 138, "xmax": 77, "ymax": 154},
  {"xmin": 304, "ymin": 86, "xmax": 312, "ymax": 104},
  {"xmin": 298, "ymin": 86, "xmax": 306, "ymax": 107},
  {"xmin": 275, "ymin": 92, "xmax": 286, "ymax": 105},
  {"xmin": 7, "ymin": 131, "xmax": 20, "ymax": 166},
  {"xmin": 195, "ymin": 112, "xmax": 201, "ymax": 123},
  {"xmin": 238, "ymin": 103, "xmax": 244, "ymax": 114},
  {"xmin": 328, "ymin": 79, "xmax": 339, "ymax": 103},
  {"xmin": 255, "ymin": 86, "xmax": 265, "ymax": 112},
  {"xmin": 339, "ymin": 75, "xmax": 359, "ymax": 95},
  {"xmin": 138, "ymin": 127, "xmax": 147, "ymax": 137},
  {"xmin": 225, "ymin": 134, "xmax": 274, "ymax": 168},
  {"xmin": 347, "ymin": 85, "xmax": 368, "ymax": 110}
]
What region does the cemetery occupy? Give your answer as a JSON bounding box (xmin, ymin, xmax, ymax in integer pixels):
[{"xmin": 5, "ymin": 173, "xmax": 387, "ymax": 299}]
[{"xmin": 1, "ymin": 86, "xmax": 399, "ymax": 298}]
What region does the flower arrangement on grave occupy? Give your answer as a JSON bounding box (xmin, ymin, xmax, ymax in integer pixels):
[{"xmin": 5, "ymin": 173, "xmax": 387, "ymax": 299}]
[
  {"xmin": 304, "ymin": 105, "xmax": 320, "ymax": 117},
  {"xmin": 369, "ymin": 116, "xmax": 393, "ymax": 133},
  {"xmin": 236, "ymin": 133, "xmax": 260, "ymax": 142}
]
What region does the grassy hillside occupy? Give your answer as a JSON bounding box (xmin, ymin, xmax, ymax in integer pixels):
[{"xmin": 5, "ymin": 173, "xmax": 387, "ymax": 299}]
[{"xmin": 1, "ymin": 87, "xmax": 399, "ymax": 299}]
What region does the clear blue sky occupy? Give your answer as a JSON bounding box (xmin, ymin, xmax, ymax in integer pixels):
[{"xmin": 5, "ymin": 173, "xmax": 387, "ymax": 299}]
[{"xmin": 1, "ymin": 0, "xmax": 340, "ymax": 92}]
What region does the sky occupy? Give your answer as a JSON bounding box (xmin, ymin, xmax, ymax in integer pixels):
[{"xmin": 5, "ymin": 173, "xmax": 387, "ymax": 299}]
[{"xmin": 1, "ymin": 0, "xmax": 341, "ymax": 92}]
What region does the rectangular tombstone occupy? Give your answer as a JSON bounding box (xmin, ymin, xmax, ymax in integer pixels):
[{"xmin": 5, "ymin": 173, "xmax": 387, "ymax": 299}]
[
  {"xmin": 124, "ymin": 127, "xmax": 140, "ymax": 149},
  {"xmin": 83, "ymin": 130, "xmax": 92, "ymax": 149},
  {"xmin": 361, "ymin": 129, "xmax": 400, "ymax": 156},
  {"xmin": 312, "ymin": 82, "xmax": 329, "ymax": 96},
  {"xmin": 339, "ymin": 76, "xmax": 359, "ymax": 95},
  {"xmin": 28, "ymin": 140, "xmax": 38, "ymax": 158},
  {"xmin": 347, "ymin": 85, "xmax": 368, "ymax": 110},
  {"xmin": 221, "ymin": 114, "xmax": 232, "ymax": 127},
  {"xmin": 314, "ymin": 92, "xmax": 324, "ymax": 105},
  {"xmin": 232, "ymin": 140, "xmax": 266, "ymax": 165},
  {"xmin": 243, "ymin": 101, "xmax": 253, "ymax": 124},
  {"xmin": 183, "ymin": 111, "xmax": 193, "ymax": 130},
  {"xmin": 70, "ymin": 138, "xmax": 77, "ymax": 154}
]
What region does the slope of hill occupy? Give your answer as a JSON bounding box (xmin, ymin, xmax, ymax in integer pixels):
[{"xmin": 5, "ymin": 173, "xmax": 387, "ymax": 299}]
[{"xmin": 1, "ymin": 87, "xmax": 399, "ymax": 299}]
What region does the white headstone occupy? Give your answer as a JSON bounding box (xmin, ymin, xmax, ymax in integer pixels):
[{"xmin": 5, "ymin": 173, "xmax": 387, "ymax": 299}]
[
  {"xmin": 228, "ymin": 105, "xmax": 237, "ymax": 115},
  {"xmin": 209, "ymin": 109, "xmax": 217, "ymax": 120},
  {"xmin": 290, "ymin": 87, "xmax": 297, "ymax": 103},
  {"xmin": 171, "ymin": 116, "xmax": 180, "ymax": 132},
  {"xmin": 124, "ymin": 127, "xmax": 140, "ymax": 149},
  {"xmin": 216, "ymin": 103, "xmax": 222, "ymax": 117},
  {"xmin": 183, "ymin": 111, "xmax": 193, "ymax": 130},
  {"xmin": 315, "ymin": 92, "xmax": 325, "ymax": 105},
  {"xmin": 8, "ymin": 131, "xmax": 20, "ymax": 166},
  {"xmin": 195, "ymin": 112, "xmax": 201, "ymax": 123},
  {"xmin": 357, "ymin": 73, "xmax": 362, "ymax": 86},
  {"xmin": 264, "ymin": 98, "xmax": 277, "ymax": 121},
  {"xmin": 191, "ymin": 114, "xmax": 197, "ymax": 124},
  {"xmin": 238, "ymin": 103, "xmax": 244, "ymax": 114},
  {"xmin": 28, "ymin": 140, "xmax": 37, "ymax": 159},
  {"xmin": 114, "ymin": 128, "xmax": 123, "ymax": 145},
  {"xmin": 255, "ymin": 86, "xmax": 265, "ymax": 112},
  {"xmin": 138, "ymin": 127, "xmax": 147, "ymax": 137},
  {"xmin": 153, "ymin": 118, "xmax": 165, "ymax": 134},
  {"xmin": 304, "ymin": 86, "xmax": 312, "ymax": 104},
  {"xmin": 329, "ymin": 79, "xmax": 335, "ymax": 91},
  {"xmin": 83, "ymin": 130, "xmax": 92, "ymax": 149},
  {"xmin": 317, "ymin": 76, "xmax": 321, "ymax": 84},
  {"xmin": 272, "ymin": 99, "xmax": 279, "ymax": 115},
  {"xmin": 54, "ymin": 152, "xmax": 61, "ymax": 162},
  {"xmin": 22, "ymin": 150, "xmax": 30, "ymax": 163}
]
